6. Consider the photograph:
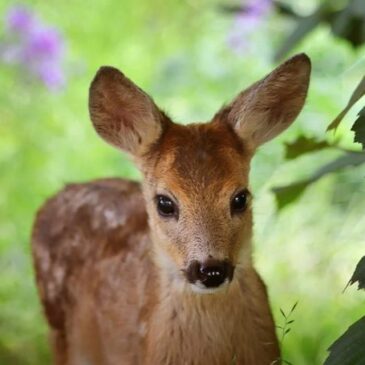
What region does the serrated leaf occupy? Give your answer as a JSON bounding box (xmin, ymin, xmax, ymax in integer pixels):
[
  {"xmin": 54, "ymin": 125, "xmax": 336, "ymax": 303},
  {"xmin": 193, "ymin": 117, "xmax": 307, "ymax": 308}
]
[
  {"xmin": 327, "ymin": 76, "xmax": 365, "ymax": 131},
  {"xmin": 348, "ymin": 256, "xmax": 365, "ymax": 291},
  {"xmin": 323, "ymin": 316, "xmax": 365, "ymax": 365},
  {"xmin": 284, "ymin": 136, "xmax": 330, "ymax": 160},
  {"xmin": 273, "ymin": 152, "xmax": 365, "ymax": 210},
  {"xmin": 351, "ymin": 106, "xmax": 365, "ymax": 150}
]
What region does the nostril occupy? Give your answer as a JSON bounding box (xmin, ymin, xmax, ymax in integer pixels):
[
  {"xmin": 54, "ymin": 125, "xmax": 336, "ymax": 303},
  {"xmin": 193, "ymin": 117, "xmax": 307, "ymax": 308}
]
[{"xmin": 185, "ymin": 259, "xmax": 235, "ymax": 288}]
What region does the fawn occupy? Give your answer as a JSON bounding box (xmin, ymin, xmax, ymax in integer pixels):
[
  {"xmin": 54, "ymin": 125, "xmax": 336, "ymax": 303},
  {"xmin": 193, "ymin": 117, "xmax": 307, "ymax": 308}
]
[{"xmin": 32, "ymin": 53, "xmax": 310, "ymax": 365}]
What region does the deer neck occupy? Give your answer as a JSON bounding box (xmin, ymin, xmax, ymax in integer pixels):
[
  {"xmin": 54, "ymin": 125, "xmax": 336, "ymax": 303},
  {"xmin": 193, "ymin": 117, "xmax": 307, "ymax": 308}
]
[{"xmin": 143, "ymin": 242, "xmax": 253, "ymax": 364}]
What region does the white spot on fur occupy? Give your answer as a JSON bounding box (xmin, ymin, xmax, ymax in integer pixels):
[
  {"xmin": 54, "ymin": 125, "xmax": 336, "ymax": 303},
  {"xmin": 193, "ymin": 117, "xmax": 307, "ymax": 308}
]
[
  {"xmin": 54, "ymin": 265, "xmax": 65, "ymax": 283},
  {"xmin": 103, "ymin": 208, "xmax": 123, "ymax": 228}
]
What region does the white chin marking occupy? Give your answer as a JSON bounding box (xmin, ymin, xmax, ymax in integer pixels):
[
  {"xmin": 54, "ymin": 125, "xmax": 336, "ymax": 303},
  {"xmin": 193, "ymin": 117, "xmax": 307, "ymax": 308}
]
[{"xmin": 190, "ymin": 280, "xmax": 230, "ymax": 294}]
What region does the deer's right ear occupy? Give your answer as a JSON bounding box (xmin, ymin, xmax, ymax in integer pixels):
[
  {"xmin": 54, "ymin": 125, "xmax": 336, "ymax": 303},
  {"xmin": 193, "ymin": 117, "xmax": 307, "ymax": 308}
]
[{"xmin": 89, "ymin": 66, "xmax": 169, "ymax": 156}]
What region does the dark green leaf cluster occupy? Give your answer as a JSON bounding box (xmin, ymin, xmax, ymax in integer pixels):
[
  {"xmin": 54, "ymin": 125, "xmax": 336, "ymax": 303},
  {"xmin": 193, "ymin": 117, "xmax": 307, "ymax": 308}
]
[{"xmin": 324, "ymin": 257, "xmax": 365, "ymax": 365}]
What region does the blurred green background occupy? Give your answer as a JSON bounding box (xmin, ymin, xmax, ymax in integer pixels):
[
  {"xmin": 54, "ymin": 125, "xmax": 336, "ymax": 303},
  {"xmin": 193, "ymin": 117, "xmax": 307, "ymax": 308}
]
[{"xmin": 0, "ymin": 0, "xmax": 364, "ymax": 364}]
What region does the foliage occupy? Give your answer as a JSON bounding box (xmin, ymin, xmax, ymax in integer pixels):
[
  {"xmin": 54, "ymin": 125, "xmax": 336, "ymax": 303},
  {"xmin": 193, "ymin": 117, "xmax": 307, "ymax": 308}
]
[
  {"xmin": 273, "ymin": 302, "xmax": 298, "ymax": 365},
  {"xmin": 221, "ymin": 0, "xmax": 365, "ymax": 60},
  {"xmin": 271, "ymin": 78, "xmax": 365, "ymax": 209},
  {"xmin": 352, "ymin": 107, "xmax": 365, "ymax": 149},
  {"xmin": 347, "ymin": 256, "xmax": 365, "ymax": 291},
  {"xmin": 324, "ymin": 257, "xmax": 365, "ymax": 365},
  {"xmin": 272, "ymin": 151, "xmax": 365, "ymax": 209},
  {"xmin": 327, "ymin": 76, "xmax": 365, "ymax": 131},
  {"xmin": 224, "ymin": 1, "xmax": 365, "ymax": 211},
  {"xmin": 273, "ymin": 0, "xmax": 365, "ymax": 61},
  {"xmin": 284, "ymin": 136, "xmax": 331, "ymax": 160},
  {"xmin": 324, "ymin": 317, "xmax": 365, "ymax": 365},
  {"xmin": 269, "ymin": 5, "xmax": 365, "ymax": 209}
]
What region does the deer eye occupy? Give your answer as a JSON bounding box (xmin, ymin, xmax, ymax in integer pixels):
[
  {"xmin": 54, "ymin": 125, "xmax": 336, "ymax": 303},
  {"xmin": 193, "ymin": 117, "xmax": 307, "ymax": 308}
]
[
  {"xmin": 156, "ymin": 195, "xmax": 177, "ymax": 217},
  {"xmin": 231, "ymin": 190, "xmax": 248, "ymax": 214}
]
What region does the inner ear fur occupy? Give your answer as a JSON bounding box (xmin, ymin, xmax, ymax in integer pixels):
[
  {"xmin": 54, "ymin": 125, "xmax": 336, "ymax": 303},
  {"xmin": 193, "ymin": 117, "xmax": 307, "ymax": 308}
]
[{"xmin": 89, "ymin": 66, "xmax": 171, "ymax": 156}]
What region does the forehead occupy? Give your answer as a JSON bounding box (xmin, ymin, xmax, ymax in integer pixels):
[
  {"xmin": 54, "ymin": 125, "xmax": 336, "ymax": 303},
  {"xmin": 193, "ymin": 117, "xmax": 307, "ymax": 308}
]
[{"xmin": 147, "ymin": 121, "xmax": 251, "ymax": 195}]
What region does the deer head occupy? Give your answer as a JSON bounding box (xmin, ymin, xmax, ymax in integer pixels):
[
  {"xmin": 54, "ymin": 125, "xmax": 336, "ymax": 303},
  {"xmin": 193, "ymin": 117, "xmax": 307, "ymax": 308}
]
[{"xmin": 89, "ymin": 54, "xmax": 311, "ymax": 293}]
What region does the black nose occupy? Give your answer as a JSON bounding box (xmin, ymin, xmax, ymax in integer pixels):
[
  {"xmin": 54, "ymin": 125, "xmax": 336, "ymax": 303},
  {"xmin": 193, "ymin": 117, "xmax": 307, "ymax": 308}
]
[{"xmin": 185, "ymin": 259, "xmax": 234, "ymax": 288}]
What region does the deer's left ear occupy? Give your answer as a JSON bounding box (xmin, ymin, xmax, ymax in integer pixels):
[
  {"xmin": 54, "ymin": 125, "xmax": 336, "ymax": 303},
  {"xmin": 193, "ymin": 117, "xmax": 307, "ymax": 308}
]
[{"xmin": 218, "ymin": 53, "xmax": 311, "ymax": 148}]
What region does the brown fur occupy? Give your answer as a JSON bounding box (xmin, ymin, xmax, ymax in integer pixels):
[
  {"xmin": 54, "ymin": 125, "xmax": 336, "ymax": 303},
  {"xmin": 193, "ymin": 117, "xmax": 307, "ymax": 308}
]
[{"xmin": 32, "ymin": 54, "xmax": 311, "ymax": 365}]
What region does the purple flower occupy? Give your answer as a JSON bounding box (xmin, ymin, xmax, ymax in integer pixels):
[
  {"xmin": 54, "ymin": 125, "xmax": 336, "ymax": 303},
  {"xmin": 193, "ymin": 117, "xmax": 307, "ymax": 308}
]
[
  {"xmin": 228, "ymin": 0, "xmax": 272, "ymax": 53},
  {"xmin": 6, "ymin": 5, "xmax": 34, "ymax": 33},
  {"xmin": 0, "ymin": 5, "xmax": 66, "ymax": 91},
  {"xmin": 26, "ymin": 27, "xmax": 64, "ymax": 60},
  {"xmin": 36, "ymin": 60, "xmax": 65, "ymax": 91}
]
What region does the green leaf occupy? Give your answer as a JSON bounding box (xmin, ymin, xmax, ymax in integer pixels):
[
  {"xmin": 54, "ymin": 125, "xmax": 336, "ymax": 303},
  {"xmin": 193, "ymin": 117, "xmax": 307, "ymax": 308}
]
[
  {"xmin": 290, "ymin": 301, "xmax": 298, "ymax": 314},
  {"xmin": 323, "ymin": 316, "xmax": 365, "ymax": 365},
  {"xmin": 273, "ymin": 181, "xmax": 309, "ymax": 210},
  {"xmin": 327, "ymin": 76, "xmax": 365, "ymax": 131},
  {"xmin": 273, "ymin": 152, "xmax": 365, "ymax": 209},
  {"xmin": 351, "ymin": 106, "xmax": 365, "ymax": 150},
  {"xmin": 348, "ymin": 256, "xmax": 365, "ymax": 291},
  {"xmin": 284, "ymin": 136, "xmax": 330, "ymax": 160}
]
